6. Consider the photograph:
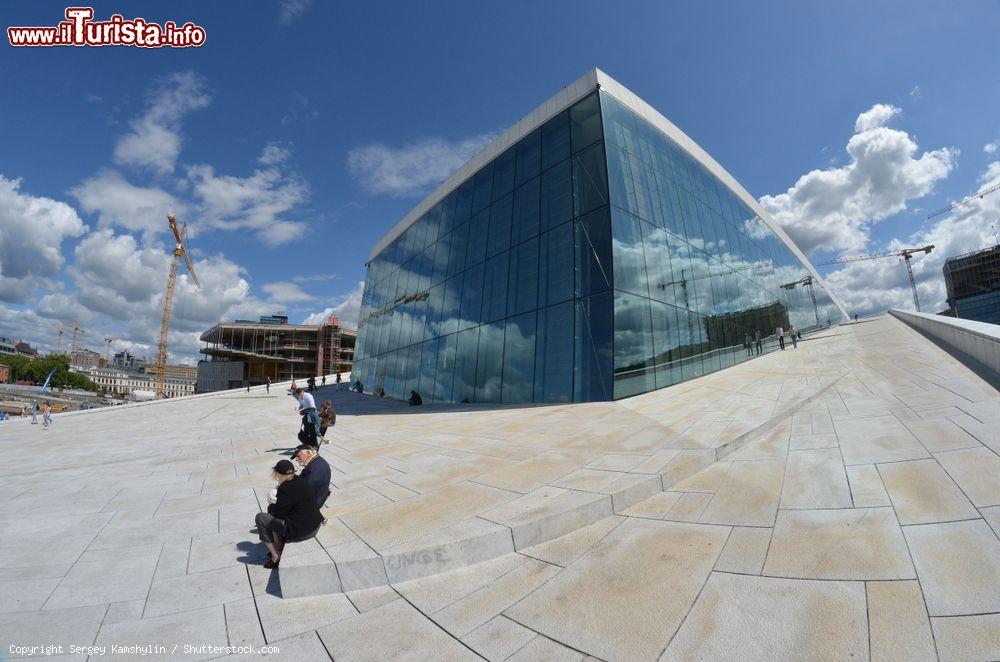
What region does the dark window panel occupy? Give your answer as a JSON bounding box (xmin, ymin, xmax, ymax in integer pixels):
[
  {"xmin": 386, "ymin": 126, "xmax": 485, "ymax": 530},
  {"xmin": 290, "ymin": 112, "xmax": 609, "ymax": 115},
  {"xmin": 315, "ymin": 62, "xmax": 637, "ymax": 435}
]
[
  {"xmin": 487, "ymin": 193, "xmax": 513, "ymax": 258},
  {"xmin": 515, "ymin": 129, "xmax": 541, "ymax": 187},
  {"xmin": 453, "ymin": 326, "xmax": 480, "ymax": 403},
  {"xmin": 482, "ymin": 252, "xmax": 510, "ymax": 323},
  {"xmin": 501, "ymin": 311, "xmax": 536, "ymax": 404},
  {"xmin": 465, "ymin": 209, "xmax": 489, "ymax": 269},
  {"xmin": 472, "ymin": 163, "xmax": 494, "ymax": 213},
  {"xmin": 417, "ymin": 338, "xmax": 439, "ymax": 399},
  {"xmin": 649, "ymin": 300, "xmax": 683, "ymax": 388},
  {"xmin": 573, "ymin": 291, "xmax": 614, "ymax": 402},
  {"xmin": 574, "ymin": 207, "xmax": 613, "ymax": 297},
  {"xmin": 508, "ymin": 236, "xmax": 539, "ymax": 316},
  {"xmin": 541, "ymin": 111, "xmax": 571, "ymax": 171},
  {"xmin": 511, "ymin": 177, "xmax": 540, "ymax": 246},
  {"xmin": 572, "ymin": 142, "xmax": 609, "ymax": 217},
  {"xmin": 434, "ymin": 332, "xmax": 458, "ymax": 402},
  {"xmin": 606, "ymin": 142, "xmax": 638, "ymax": 217},
  {"xmin": 440, "ymin": 192, "xmax": 458, "ymax": 235},
  {"xmin": 455, "ymin": 179, "xmax": 475, "ymax": 225},
  {"xmin": 540, "ymin": 159, "xmax": 573, "ymax": 232},
  {"xmin": 474, "ymin": 321, "xmax": 504, "ymax": 403},
  {"xmin": 459, "ymin": 263, "xmax": 485, "ymax": 330},
  {"xmin": 538, "ymin": 221, "xmax": 574, "ymax": 307},
  {"xmin": 640, "ymin": 219, "xmax": 677, "ymax": 307},
  {"xmin": 570, "ymin": 93, "xmax": 603, "ymax": 153},
  {"xmin": 448, "ymin": 221, "xmax": 470, "ymax": 277},
  {"xmin": 534, "ymin": 302, "xmax": 573, "ymax": 403},
  {"xmin": 492, "ymin": 148, "xmax": 516, "ymax": 201}
]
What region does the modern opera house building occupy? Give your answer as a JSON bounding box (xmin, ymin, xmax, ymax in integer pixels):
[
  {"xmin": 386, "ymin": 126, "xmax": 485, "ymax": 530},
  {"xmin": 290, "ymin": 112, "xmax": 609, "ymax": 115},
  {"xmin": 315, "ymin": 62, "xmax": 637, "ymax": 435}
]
[{"xmin": 353, "ymin": 69, "xmax": 847, "ymax": 404}]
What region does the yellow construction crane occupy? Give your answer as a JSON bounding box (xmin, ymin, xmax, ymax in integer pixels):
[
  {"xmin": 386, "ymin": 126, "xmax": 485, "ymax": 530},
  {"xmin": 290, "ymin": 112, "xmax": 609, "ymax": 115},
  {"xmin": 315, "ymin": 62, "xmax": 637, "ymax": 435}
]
[
  {"xmin": 927, "ymin": 182, "xmax": 1000, "ymax": 219},
  {"xmin": 57, "ymin": 318, "xmax": 87, "ymax": 354},
  {"xmin": 155, "ymin": 214, "xmax": 200, "ymax": 399},
  {"xmin": 816, "ymin": 245, "xmax": 934, "ymax": 311},
  {"xmin": 53, "ymin": 324, "xmax": 64, "ymax": 354}
]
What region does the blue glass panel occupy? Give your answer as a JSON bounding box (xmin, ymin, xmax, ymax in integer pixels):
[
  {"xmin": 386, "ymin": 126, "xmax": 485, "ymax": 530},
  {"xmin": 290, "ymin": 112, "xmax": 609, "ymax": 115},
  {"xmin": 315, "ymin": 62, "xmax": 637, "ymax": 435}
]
[
  {"xmin": 572, "ymin": 142, "xmax": 609, "ymax": 217},
  {"xmin": 472, "ymin": 163, "xmax": 494, "ymax": 213},
  {"xmin": 448, "ymin": 221, "xmax": 469, "ymax": 277},
  {"xmin": 574, "ymin": 291, "xmax": 614, "ymax": 402},
  {"xmin": 511, "ymin": 178, "xmax": 540, "ymax": 245},
  {"xmin": 538, "ymin": 221, "xmax": 573, "ymax": 307},
  {"xmin": 540, "ymin": 159, "xmax": 573, "ymax": 232},
  {"xmin": 606, "ymin": 142, "xmax": 637, "ymax": 216},
  {"xmin": 474, "ymin": 321, "xmax": 504, "ymax": 403},
  {"xmin": 459, "ymin": 263, "xmax": 484, "ymax": 330},
  {"xmin": 534, "ymin": 302, "xmax": 573, "ymax": 403},
  {"xmin": 434, "ymin": 332, "xmax": 457, "ymax": 402},
  {"xmin": 610, "ymin": 208, "xmax": 649, "ymax": 298},
  {"xmin": 465, "ymin": 209, "xmax": 489, "ymax": 268},
  {"xmin": 508, "ymin": 237, "xmax": 539, "ymax": 316},
  {"xmin": 649, "ymin": 300, "xmax": 682, "ymax": 388},
  {"xmin": 501, "ymin": 311, "xmax": 536, "ymax": 404},
  {"xmin": 487, "ymin": 193, "xmax": 513, "ymax": 258},
  {"xmin": 640, "ymin": 220, "xmax": 677, "ymax": 307},
  {"xmin": 613, "ymin": 291, "xmax": 656, "ymax": 399},
  {"xmin": 541, "ymin": 111, "xmax": 571, "ymax": 171},
  {"xmin": 453, "ymin": 326, "xmax": 480, "ymax": 403},
  {"xmin": 515, "ymin": 130, "xmax": 541, "ymax": 187},
  {"xmin": 492, "ymin": 148, "xmax": 516, "ymax": 201},
  {"xmin": 482, "ymin": 252, "xmax": 509, "ymax": 323},
  {"xmin": 574, "ymin": 207, "xmax": 613, "ymax": 297},
  {"xmin": 570, "ymin": 93, "xmax": 602, "ymax": 153},
  {"xmin": 440, "ymin": 275, "xmax": 462, "ymax": 336},
  {"xmin": 455, "ymin": 180, "xmax": 474, "ymax": 224},
  {"xmin": 417, "ymin": 338, "xmax": 439, "ymax": 399}
]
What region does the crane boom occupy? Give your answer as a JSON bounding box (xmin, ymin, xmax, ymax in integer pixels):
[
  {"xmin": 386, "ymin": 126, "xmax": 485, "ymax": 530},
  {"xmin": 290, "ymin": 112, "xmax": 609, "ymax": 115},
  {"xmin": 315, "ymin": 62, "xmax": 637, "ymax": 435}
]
[
  {"xmin": 816, "ymin": 245, "xmax": 934, "ymax": 312},
  {"xmin": 927, "ymin": 182, "xmax": 1000, "ymax": 219}
]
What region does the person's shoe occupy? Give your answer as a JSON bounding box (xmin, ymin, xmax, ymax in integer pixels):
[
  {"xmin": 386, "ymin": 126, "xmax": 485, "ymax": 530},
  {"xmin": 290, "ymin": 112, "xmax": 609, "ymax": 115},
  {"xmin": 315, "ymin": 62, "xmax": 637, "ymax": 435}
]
[{"xmin": 263, "ymin": 556, "xmax": 280, "ymax": 569}]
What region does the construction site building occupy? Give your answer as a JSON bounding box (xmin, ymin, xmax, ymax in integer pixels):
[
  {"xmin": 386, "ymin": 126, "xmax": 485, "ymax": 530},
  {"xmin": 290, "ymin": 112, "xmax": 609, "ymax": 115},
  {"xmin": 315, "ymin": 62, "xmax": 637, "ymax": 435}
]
[
  {"xmin": 196, "ymin": 315, "xmax": 356, "ymax": 393},
  {"xmin": 943, "ymin": 243, "xmax": 1000, "ymax": 324}
]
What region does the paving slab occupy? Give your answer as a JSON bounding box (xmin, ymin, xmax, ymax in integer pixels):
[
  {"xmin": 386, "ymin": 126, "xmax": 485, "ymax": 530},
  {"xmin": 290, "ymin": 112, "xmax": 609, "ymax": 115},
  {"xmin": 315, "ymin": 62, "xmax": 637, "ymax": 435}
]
[
  {"xmin": 763, "ymin": 507, "xmax": 915, "ymax": 580},
  {"xmin": 866, "ymin": 580, "xmax": 936, "ymax": 662},
  {"xmin": 931, "ymin": 613, "xmax": 1000, "ymax": 662},
  {"xmin": 661, "ymin": 572, "xmax": 868, "ymax": 662},
  {"xmin": 43, "ymin": 554, "xmax": 159, "ymax": 610},
  {"xmin": 903, "ymin": 519, "xmax": 1000, "ymax": 616},
  {"xmin": 505, "ymin": 518, "xmax": 729, "ymax": 661},
  {"xmin": 835, "ymin": 415, "xmax": 931, "ymax": 465},
  {"xmin": 699, "ymin": 460, "xmax": 784, "ymax": 527},
  {"xmin": 713, "ymin": 526, "xmax": 772, "ymax": 575},
  {"xmin": 461, "ymin": 615, "xmax": 537, "ymax": 662},
  {"xmin": 93, "ymin": 604, "xmax": 228, "ymax": 661},
  {"xmin": 779, "ymin": 448, "xmax": 852, "ymax": 509},
  {"xmin": 0, "ymin": 604, "xmax": 107, "ymax": 657},
  {"xmin": 845, "ymin": 464, "xmax": 891, "ymax": 507},
  {"xmin": 934, "ymin": 446, "xmax": 1000, "ymax": 508},
  {"xmin": 143, "ymin": 564, "xmax": 252, "ymax": 618},
  {"xmin": 316, "ymin": 599, "xmax": 479, "ymax": 661}
]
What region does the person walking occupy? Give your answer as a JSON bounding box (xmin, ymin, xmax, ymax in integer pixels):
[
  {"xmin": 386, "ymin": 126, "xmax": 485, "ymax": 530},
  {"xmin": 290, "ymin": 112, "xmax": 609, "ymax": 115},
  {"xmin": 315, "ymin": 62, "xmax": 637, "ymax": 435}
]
[
  {"xmin": 776, "ymin": 325, "xmax": 786, "ymax": 351},
  {"xmin": 321, "ymin": 374, "xmax": 326, "ymax": 387},
  {"xmin": 318, "ymin": 400, "xmax": 335, "ymax": 444},
  {"xmin": 254, "ymin": 459, "xmax": 323, "ymax": 569},
  {"xmin": 754, "ymin": 330, "xmax": 763, "ymax": 356},
  {"xmin": 42, "ymin": 402, "xmax": 53, "ymax": 428},
  {"xmin": 246, "ymin": 382, "xmax": 251, "ymax": 393},
  {"xmin": 307, "ymin": 376, "xmax": 316, "ymax": 393},
  {"xmin": 30, "ymin": 402, "xmax": 39, "ymax": 425},
  {"xmin": 744, "ymin": 332, "xmax": 753, "ymax": 358},
  {"xmin": 266, "ymin": 377, "xmax": 271, "ymax": 394},
  {"xmin": 293, "ymin": 387, "xmax": 320, "ymax": 448},
  {"xmin": 335, "ymin": 372, "xmax": 342, "ymax": 391},
  {"xmin": 789, "ymin": 324, "xmax": 798, "ymax": 349}
]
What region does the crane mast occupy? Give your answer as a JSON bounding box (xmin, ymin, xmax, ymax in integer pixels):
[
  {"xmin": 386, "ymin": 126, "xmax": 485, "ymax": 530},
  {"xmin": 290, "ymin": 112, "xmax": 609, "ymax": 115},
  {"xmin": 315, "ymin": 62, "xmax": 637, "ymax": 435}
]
[{"xmin": 155, "ymin": 214, "xmax": 200, "ymax": 399}]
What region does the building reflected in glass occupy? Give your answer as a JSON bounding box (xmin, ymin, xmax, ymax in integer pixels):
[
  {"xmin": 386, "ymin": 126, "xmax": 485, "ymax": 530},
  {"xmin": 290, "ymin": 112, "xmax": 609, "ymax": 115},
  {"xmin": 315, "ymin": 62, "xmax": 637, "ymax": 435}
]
[{"xmin": 354, "ymin": 70, "xmax": 847, "ymax": 404}]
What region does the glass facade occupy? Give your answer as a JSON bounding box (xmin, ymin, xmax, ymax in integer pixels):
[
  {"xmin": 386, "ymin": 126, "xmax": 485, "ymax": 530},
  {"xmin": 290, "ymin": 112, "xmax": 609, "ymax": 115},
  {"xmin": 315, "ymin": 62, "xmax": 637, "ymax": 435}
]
[{"xmin": 354, "ymin": 88, "xmax": 843, "ymax": 404}]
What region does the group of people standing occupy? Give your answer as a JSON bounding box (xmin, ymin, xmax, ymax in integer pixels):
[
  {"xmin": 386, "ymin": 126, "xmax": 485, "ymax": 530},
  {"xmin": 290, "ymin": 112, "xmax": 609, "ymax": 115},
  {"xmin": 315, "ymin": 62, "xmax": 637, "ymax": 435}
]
[
  {"xmin": 743, "ymin": 324, "xmax": 801, "ymax": 357},
  {"xmin": 292, "ymin": 382, "xmax": 337, "ymax": 449}
]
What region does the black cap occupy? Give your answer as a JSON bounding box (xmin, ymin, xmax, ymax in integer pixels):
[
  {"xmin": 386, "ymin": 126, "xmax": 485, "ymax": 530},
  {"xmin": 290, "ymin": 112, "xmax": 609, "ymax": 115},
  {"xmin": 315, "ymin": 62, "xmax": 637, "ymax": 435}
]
[
  {"xmin": 272, "ymin": 459, "xmax": 295, "ymax": 475},
  {"xmin": 293, "ymin": 444, "xmax": 316, "ymax": 456}
]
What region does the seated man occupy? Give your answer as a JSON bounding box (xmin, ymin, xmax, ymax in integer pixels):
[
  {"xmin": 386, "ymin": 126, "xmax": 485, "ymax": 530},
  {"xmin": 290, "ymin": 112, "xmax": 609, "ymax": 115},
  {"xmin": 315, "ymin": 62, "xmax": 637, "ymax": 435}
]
[{"xmin": 293, "ymin": 444, "xmax": 332, "ymax": 509}]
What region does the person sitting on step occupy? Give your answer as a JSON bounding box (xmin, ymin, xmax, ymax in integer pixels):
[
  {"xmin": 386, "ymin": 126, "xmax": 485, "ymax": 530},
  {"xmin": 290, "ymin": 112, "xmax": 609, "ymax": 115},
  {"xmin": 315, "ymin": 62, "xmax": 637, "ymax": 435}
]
[{"xmin": 254, "ymin": 459, "xmax": 323, "ymax": 569}]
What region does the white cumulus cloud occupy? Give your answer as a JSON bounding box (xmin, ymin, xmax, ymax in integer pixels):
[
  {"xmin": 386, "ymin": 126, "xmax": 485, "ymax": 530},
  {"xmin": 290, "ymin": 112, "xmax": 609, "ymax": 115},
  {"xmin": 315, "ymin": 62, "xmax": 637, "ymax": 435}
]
[
  {"xmin": 70, "ymin": 169, "xmax": 183, "ymax": 236},
  {"xmin": 760, "ymin": 103, "xmax": 956, "ymax": 256},
  {"xmin": 0, "ymin": 175, "xmax": 87, "ymax": 303},
  {"xmin": 113, "ymin": 72, "xmax": 210, "ymax": 176},
  {"xmin": 302, "ymin": 281, "xmax": 365, "ymax": 329},
  {"xmin": 347, "ymin": 134, "xmax": 495, "ymax": 197}
]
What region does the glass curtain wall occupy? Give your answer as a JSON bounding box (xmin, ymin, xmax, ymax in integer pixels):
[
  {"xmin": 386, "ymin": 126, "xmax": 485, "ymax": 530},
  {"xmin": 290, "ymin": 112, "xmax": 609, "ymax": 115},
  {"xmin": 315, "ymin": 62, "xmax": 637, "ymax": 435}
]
[
  {"xmin": 354, "ymin": 92, "xmax": 613, "ymax": 404},
  {"xmin": 354, "ymin": 89, "xmax": 842, "ymax": 404},
  {"xmin": 600, "ymin": 92, "xmax": 841, "ymax": 398}
]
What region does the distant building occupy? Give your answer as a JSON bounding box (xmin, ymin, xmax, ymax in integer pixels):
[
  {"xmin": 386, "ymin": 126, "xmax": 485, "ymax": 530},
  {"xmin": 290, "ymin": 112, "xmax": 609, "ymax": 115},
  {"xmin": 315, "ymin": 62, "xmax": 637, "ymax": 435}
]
[
  {"xmin": 112, "ymin": 350, "xmax": 148, "ymax": 370},
  {"xmin": 943, "ymin": 244, "xmax": 1000, "ymax": 324},
  {"xmin": 0, "ymin": 363, "xmax": 9, "ymax": 383},
  {"xmin": 197, "ymin": 314, "xmax": 356, "ymax": 393},
  {"xmin": 85, "ymin": 366, "xmax": 195, "ymax": 399},
  {"xmin": 13, "ymin": 341, "xmax": 38, "ymax": 357},
  {"xmin": 69, "ymin": 348, "xmax": 104, "ymax": 369},
  {"xmin": 0, "ymin": 337, "xmax": 16, "ymax": 355}
]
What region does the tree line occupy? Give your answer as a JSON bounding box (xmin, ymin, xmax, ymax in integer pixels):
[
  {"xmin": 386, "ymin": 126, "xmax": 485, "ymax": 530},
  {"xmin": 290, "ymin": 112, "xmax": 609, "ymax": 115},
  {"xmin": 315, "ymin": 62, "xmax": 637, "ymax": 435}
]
[{"xmin": 1, "ymin": 354, "xmax": 98, "ymax": 391}]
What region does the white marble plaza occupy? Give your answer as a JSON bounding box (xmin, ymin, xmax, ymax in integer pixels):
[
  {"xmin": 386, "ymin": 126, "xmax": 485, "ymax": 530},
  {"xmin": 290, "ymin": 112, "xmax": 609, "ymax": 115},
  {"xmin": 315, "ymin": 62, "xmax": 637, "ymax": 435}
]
[{"xmin": 1, "ymin": 315, "xmax": 998, "ymax": 661}]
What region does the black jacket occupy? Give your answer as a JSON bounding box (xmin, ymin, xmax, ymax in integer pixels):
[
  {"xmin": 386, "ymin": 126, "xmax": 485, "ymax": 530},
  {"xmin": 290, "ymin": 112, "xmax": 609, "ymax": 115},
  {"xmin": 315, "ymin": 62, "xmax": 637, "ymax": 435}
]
[
  {"xmin": 267, "ymin": 475, "xmax": 323, "ymax": 539},
  {"xmin": 300, "ymin": 456, "xmax": 332, "ymax": 509}
]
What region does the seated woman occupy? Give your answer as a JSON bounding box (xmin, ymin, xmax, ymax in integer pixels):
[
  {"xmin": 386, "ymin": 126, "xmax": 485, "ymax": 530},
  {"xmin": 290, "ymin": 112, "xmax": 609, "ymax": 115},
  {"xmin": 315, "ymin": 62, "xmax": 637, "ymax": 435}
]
[{"xmin": 254, "ymin": 459, "xmax": 323, "ymax": 568}]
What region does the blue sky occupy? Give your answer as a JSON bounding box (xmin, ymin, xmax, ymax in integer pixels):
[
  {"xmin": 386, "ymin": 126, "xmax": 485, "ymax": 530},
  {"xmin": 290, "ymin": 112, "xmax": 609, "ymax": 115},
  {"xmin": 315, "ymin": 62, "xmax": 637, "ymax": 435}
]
[{"xmin": 1, "ymin": 0, "xmax": 999, "ymax": 363}]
